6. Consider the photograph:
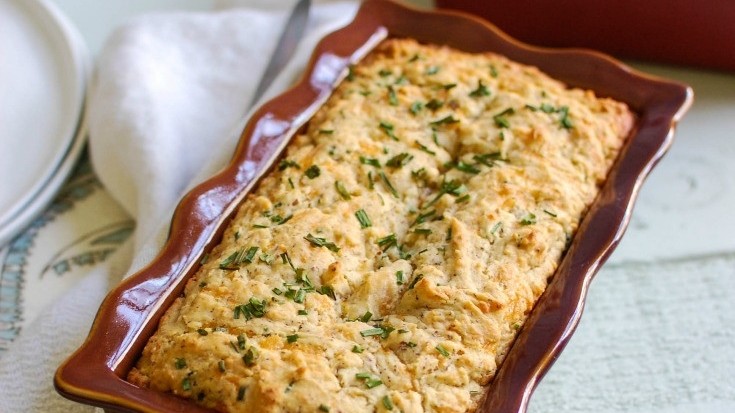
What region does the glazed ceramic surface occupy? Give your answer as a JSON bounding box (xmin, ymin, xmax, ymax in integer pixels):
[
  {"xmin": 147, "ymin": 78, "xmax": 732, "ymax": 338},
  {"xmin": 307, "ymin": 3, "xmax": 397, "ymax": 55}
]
[{"xmin": 54, "ymin": 1, "xmax": 692, "ymax": 412}]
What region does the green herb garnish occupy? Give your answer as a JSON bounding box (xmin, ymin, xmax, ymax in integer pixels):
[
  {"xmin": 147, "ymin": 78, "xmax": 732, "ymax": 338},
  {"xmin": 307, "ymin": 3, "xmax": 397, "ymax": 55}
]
[
  {"xmin": 382, "ymin": 395, "xmax": 394, "ymax": 410},
  {"xmin": 436, "ymin": 344, "xmax": 450, "ymax": 357},
  {"xmin": 469, "ymin": 80, "xmax": 490, "ymax": 97},
  {"xmin": 425, "ymin": 99, "xmax": 443, "ymax": 111},
  {"xmin": 416, "ymin": 141, "xmax": 436, "ymax": 156},
  {"xmin": 304, "ymin": 233, "xmax": 340, "ymax": 252},
  {"xmin": 387, "ymin": 86, "xmax": 398, "ymax": 106},
  {"xmin": 386, "ymin": 153, "xmax": 413, "ymax": 168},
  {"xmin": 286, "ymin": 334, "xmax": 299, "ymax": 343},
  {"xmin": 520, "ymin": 213, "xmax": 537, "ymax": 225},
  {"xmin": 335, "ymin": 180, "xmax": 352, "ymax": 200},
  {"xmin": 379, "ymin": 172, "xmax": 399, "ymax": 198},
  {"xmin": 360, "ymin": 156, "xmax": 381, "ymax": 168},
  {"xmin": 174, "ymin": 358, "xmax": 187, "ymax": 369},
  {"xmin": 304, "ymin": 165, "xmax": 321, "ymax": 179},
  {"xmin": 493, "ymin": 107, "xmax": 515, "ymax": 128},
  {"xmin": 355, "ymin": 209, "xmax": 372, "ymax": 228},
  {"xmin": 377, "ymin": 233, "xmax": 397, "ymax": 251},
  {"xmin": 430, "ymin": 115, "xmax": 459, "ymax": 127},
  {"xmin": 279, "ymin": 159, "xmax": 300, "ymax": 170},
  {"xmin": 410, "ymin": 101, "xmax": 423, "ymax": 115}
]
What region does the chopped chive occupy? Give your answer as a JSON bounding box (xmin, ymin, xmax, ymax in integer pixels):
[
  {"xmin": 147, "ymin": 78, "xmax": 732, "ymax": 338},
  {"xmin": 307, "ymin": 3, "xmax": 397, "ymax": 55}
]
[
  {"xmin": 430, "ymin": 115, "xmax": 459, "ymax": 126},
  {"xmin": 455, "ymin": 194, "xmax": 470, "ymax": 203},
  {"xmin": 237, "ymin": 386, "xmax": 246, "ymax": 401},
  {"xmin": 355, "ymin": 209, "xmax": 372, "ymax": 228},
  {"xmin": 454, "ymin": 161, "xmax": 481, "ymax": 174},
  {"xmin": 304, "ymin": 165, "xmax": 321, "ymax": 179},
  {"xmin": 288, "ymin": 177, "xmax": 295, "ymax": 189},
  {"xmin": 410, "ymin": 101, "xmax": 423, "ymax": 115},
  {"xmin": 412, "ymin": 209, "xmax": 436, "ymax": 226},
  {"xmin": 396, "ymin": 270, "xmax": 406, "ymax": 285},
  {"xmin": 286, "ymin": 334, "xmax": 299, "ymax": 343},
  {"xmin": 540, "ymin": 103, "xmax": 555, "ymax": 113},
  {"xmin": 379, "ymin": 121, "xmax": 399, "ymax": 141},
  {"xmin": 416, "ymin": 141, "xmax": 436, "ymax": 156},
  {"xmin": 386, "ymin": 153, "xmax": 413, "ymax": 168},
  {"xmin": 273, "ymin": 287, "xmax": 283, "ymax": 295},
  {"xmin": 319, "ymin": 405, "xmax": 330, "ymax": 412},
  {"xmin": 469, "ymin": 80, "xmax": 490, "ymax": 97},
  {"xmin": 242, "ymin": 347, "xmax": 259, "ymax": 366},
  {"xmin": 355, "ymin": 372, "xmax": 372, "ymax": 379},
  {"xmin": 218, "ymin": 360, "xmax": 226, "ymax": 372},
  {"xmin": 359, "ymin": 311, "xmax": 373, "ymax": 323},
  {"xmin": 382, "ymin": 395, "xmax": 394, "ymax": 410},
  {"xmin": 490, "ymin": 65, "xmax": 499, "ymax": 78},
  {"xmin": 426, "ymin": 66, "xmax": 440, "ymax": 75},
  {"xmin": 440, "ymin": 83, "xmax": 457, "ymax": 90},
  {"xmin": 319, "ymin": 129, "xmax": 334, "ymax": 135},
  {"xmin": 376, "ymin": 233, "xmax": 398, "ymax": 251},
  {"xmin": 233, "ymin": 298, "xmax": 267, "ymax": 320},
  {"xmin": 408, "ymin": 274, "xmax": 424, "ymax": 290},
  {"xmin": 408, "ymin": 54, "xmax": 420, "ymax": 62},
  {"xmin": 360, "ymin": 156, "xmax": 381, "ymax": 168},
  {"xmin": 197, "ymin": 328, "xmax": 209, "ymax": 336},
  {"xmin": 252, "ymin": 224, "xmax": 268, "ymax": 229},
  {"xmin": 493, "ymin": 107, "xmax": 515, "ymax": 128},
  {"xmin": 446, "ymin": 227, "xmax": 453, "ymax": 241},
  {"xmin": 298, "ymin": 309, "xmax": 308, "ymax": 315},
  {"xmin": 520, "ymin": 213, "xmax": 537, "ymax": 225},
  {"xmin": 182, "ymin": 377, "xmax": 192, "ymax": 391},
  {"xmin": 473, "ymin": 152, "xmax": 503, "ymax": 167},
  {"xmin": 199, "ymin": 253, "xmax": 210, "ymax": 265},
  {"xmin": 365, "ymin": 378, "xmax": 383, "ymax": 388},
  {"xmin": 413, "ymin": 228, "xmax": 432, "ymax": 235},
  {"xmin": 346, "ymin": 65, "xmax": 356, "ymax": 81},
  {"xmin": 543, "ymin": 209, "xmax": 558, "ymax": 217},
  {"xmin": 293, "ymin": 288, "xmax": 306, "ymax": 304},
  {"xmin": 360, "ymin": 328, "xmax": 384, "ymax": 337},
  {"xmin": 237, "ymin": 334, "xmax": 247, "ymax": 350},
  {"xmin": 279, "ymin": 159, "xmax": 300, "ymax": 171},
  {"xmin": 335, "ymin": 180, "xmax": 352, "ymax": 200},
  {"xmin": 387, "ymin": 86, "xmax": 398, "ymax": 106},
  {"xmin": 319, "ymin": 285, "xmax": 336, "ymax": 300},
  {"xmin": 243, "ymin": 246, "xmax": 258, "ymax": 263},
  {"xmin": 425, "ymin": 99, "xmax": 444, "ymax": 111},
  {"xmin": 379, "ymin": 69, "xmax": 392, "ymax": 77},
  {"xmin": 304, "ymin": 233, "xmax": 340, "ymax": 252},
  {"xmin": 174, "ymin": 358, "xmax": 187, "ymax": 369},
  {"xmin": 559, "ymin": 106, "xmax": 574, "ymax": 129},
  {"xmin": 436, "ymin": 344, "xmax": 450, "ymax": 357},
  {"xmin": 379, "ymin": 172, "xmax": 399, "ymax": 198},
  {"xmin": 352, "ymin": 344, "xmax": 364, "ymax": 353}
]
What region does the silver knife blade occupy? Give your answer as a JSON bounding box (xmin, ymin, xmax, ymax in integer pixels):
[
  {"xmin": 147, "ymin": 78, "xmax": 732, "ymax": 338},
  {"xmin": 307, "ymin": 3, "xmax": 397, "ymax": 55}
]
[{"xmin": 249, "ymin": 0, "xmax": 311, "ymax": 109}]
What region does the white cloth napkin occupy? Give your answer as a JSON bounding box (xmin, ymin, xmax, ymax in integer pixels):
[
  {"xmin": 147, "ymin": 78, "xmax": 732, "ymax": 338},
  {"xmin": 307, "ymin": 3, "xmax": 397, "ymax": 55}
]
[{"xmin": 0, "ymin": 2, "xmax": 358, "ymax": 411}]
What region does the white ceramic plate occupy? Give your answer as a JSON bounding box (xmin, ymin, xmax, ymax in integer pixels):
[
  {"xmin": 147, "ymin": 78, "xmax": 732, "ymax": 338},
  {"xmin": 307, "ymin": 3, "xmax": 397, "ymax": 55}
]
[{"xmin": 0, "ymin": 0, "xmax": 89, "ymax": 245}]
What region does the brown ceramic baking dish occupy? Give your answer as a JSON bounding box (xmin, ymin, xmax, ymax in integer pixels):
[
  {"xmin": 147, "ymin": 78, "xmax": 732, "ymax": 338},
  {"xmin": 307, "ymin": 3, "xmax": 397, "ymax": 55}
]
[{"xmin": 54, "ymin": 0, "xmax": 692, "ymax": 412}]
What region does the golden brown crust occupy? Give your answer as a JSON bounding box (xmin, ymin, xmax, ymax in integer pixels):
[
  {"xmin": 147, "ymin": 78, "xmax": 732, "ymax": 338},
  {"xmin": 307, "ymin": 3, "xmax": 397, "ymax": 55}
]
[{"xmin": 129, "ymin": 39, "xmax": 633, "ymax": 413}]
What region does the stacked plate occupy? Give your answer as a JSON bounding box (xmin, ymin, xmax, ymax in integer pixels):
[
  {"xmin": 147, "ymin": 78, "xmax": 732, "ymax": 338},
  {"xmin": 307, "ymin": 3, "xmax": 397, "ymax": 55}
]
[{"xmin": 0, "ymin": 0, "xmax": 89, "ymax": 246}]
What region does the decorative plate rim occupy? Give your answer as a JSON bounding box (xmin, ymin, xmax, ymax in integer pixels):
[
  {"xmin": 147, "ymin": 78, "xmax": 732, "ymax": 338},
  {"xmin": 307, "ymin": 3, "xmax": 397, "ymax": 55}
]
[{"xmin": 54, "ymin": 1, "xmax": 692, "ymax": 412}]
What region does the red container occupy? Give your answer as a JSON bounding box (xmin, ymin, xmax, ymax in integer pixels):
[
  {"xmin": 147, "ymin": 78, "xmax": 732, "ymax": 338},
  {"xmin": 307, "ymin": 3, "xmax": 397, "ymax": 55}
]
[{"xmin": 436, "ymin": 0, "xmax": 735, "ymax": 72}]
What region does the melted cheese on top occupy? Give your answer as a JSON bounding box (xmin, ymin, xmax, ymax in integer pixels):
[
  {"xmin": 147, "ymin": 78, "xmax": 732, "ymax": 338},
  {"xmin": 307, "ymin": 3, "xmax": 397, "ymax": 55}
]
[{"xmin": 129, "ymin": 39, "xmax": 633, "ymax": 413}]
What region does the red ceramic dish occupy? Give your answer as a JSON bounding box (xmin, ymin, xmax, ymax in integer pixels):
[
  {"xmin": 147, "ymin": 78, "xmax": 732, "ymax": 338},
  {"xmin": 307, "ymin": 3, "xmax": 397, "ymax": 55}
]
[{"xmin": 54, "ymin": 1, "xmax": 692, "ymax": 412}]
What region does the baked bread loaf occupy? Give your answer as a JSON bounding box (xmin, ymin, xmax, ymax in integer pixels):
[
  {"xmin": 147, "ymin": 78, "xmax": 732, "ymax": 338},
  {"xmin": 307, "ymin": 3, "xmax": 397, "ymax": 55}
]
[{"xmin": 128, "ymin": 38, "xmax": 633, "ymax": 412}]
